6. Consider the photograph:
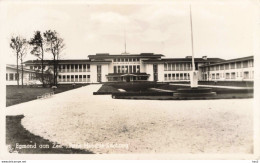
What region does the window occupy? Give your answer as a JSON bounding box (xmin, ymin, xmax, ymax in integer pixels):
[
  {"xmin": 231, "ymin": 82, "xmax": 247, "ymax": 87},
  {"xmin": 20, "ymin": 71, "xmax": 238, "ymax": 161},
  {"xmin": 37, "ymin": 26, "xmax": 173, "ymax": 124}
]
[
  {"xmin": 243, "ymin": 71, "xmax": 249, "ymax": 79},
  {"xmin": 114, "ymin": 66, "xmax": 117, "ymax": 73},
  {"xmin": 113, "ymin": 58, "xmax": 116, "ymax": 62},
  {"xmin": 137, "ymin": 65, "xmax": 140, "ymax": 73},
  {"xmin": 125, "ymin": 65, "xmax": 128, "ymax": 73},
  {"xmin": 71, "ymin": 75, "xmax": 74, "ymax": 82},
  {"xmin": 225, "ymin": 64, "xmax": 229, "ymax": 70},
  {"xmin": 236, "ymin": 62, "xmax": 241, "ymax": 68},
  {"xmin": 71, "ymin": 64, "xmax": 74, "ymax": 72},
  {"xmin": 6, "ymin": 73, "xmax": 8, "ymax": 80},
  {"xmin": 220, "ymin": 65, "xmax": 224, "ymax": 70},
  {"xmin": 97, "ymin": 65, "xmax": 101, "ymax": 73},
  {"xmin": 172, "ymin": 64, "xmax": 175, "ymax": 71},
  {"xmin": 176, "ymin": 64, "xmax": 179, "ymax": 71},
  {"xmin": 129, "ymin": 65, "xmax": 132, "ymax": 73},
  {"xmin": 79, "ymin": 75, "xmax": 82, "ymax": 82},
  {"xmin": 83, "ymin": 65, "xmax": 86, "ymax": 72},
  {"xmin": 75, "ymin": 64, "xmax": 78, "ymax": 72},
  {"xmin": 164, "ymin": 74, "xmax": 167, "ymax": 80},
  {"xmin": 15, "ymin": 73, "xmax": 19, "ymax": 80},
  {"xmin": 137, "ymin": 58, "xmax": 140, "ymax": 61},
  {"xmin": 168, "ymin": 74, "xmax": 171, "ymax": 80},
  {"xmin": 172, "ymin": 74, "xmax": 175, "ymax": 80},
  {"xmin": 216, "ymin": 65, "xmax": 220, "ymax": 71},
  {"xmin": 129, "ymin": 58, "xmax": 132, "ymax": 62},
  {"xmin": 63, "ymin": 75, "xmax": 66, "ymax": 82},
  {"xmin": 58, "ymin": 75, "xmax": 61, "ymax": 82},
  {"xmin": 243, "ymin": 61, "xmax": 248, "ymax": 68},
  {"xmin": 67, "ymin": 75, "xmax": 70, "ymax": 82},
  {"xmin": 125, "ymin": 58, "xmax": 128, "ymax": 62},
  {"xmin": 75, "ymin": 75, "xmax": 78, "ymax": 82},
  {"xmin": 231, "ymin": 63, "xmax": 235, "ymax": 69},
  {"xmin": 180, "ymin": 64, "xmax": 183, "ymax": 71},
  {"xmin": 133, "ymin": 58, "xmax": 136, "ymax": 62},
  {"xmin": 176, "ymin": 73, "xmax": 179, "ymax": 80},
  {"xmin": 184, "ymin": 73, "xmax": 187, "ymax": 80},
  {"xmin": 83, "ymin": 75, "xmax": 86, "ymax": 82},
  {"xmin": 30, "ymin": 66, "xmax": 33, "ymax": 70},
  {"xmin": 168, "ymin": 64, "xmax": 172, "ymax": 71},
  {"xmin": 180, "ymin": 73, "xmax": 183, "ymax": 80},
  {"xmin": 231, "ymin": 72, "xmax": 235, "ymax": 79},
  {"xmin": 133, "ymin": 65, "xmax": 136, "ymax": 73},
  {"xmin": 164, "ymin": 63, "xmax": 167, "ymax": 71},
  {"xmin": 225, "ymin": 73, "xmax": 230, "ymax": 79},
  {"xmin": 79, "ymin": 64, "xmax": 82, "ymax": 72},
  {"xmin": 122, "ymin": 66, "xmax": 124, "ymax": 73},
  {"xmin": 212, "ymin": 74, "xmax": 215, "ymax": 79},
  {"xmin": 87, "ymin": 64, "xmax": 90, "ymax": 71}
]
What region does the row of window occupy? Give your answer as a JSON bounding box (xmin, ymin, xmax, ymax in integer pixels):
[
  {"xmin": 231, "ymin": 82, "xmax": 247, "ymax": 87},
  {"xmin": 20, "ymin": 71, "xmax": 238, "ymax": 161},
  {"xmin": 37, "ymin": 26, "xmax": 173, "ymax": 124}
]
[
  {"xmin": 30, "ymin": 66, "xmax": 46, "ymax": 70},
  {"xmin": 113, "ymin": 58, "xmax": 140, "ymax": 62},
  {"xmin": 114, "ymin": 65, "xmax": 140, "ymax": 74},
  {"xmin": 6, "ymin": 73, "xmax": 18, "ymax": 81},
  {"xmin": 207, "ymin": 71, "xmax": 253, "ymax": 80},
  {"xmin": 58, "ymin": 64, "xmax": 91, "ymax": 73},
  {"xmin": 205, "ymin": 60, "xmax": 253, "ymax": 71},
  {"xmin": 58, "ymin": 75, "xmax": 91, "ymax": 82},
  {"xmin": 164, "ymin": 63, "xmax": 193, "ymax": 71},
  {"xmin": 164, "ymin": 73, "xmax": 190, "ymax": 81}
]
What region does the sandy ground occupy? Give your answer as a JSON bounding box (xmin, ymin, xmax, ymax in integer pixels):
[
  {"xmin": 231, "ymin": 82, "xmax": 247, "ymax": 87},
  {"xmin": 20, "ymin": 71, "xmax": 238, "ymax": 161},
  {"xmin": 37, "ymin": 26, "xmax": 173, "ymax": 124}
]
[{"xmin": 6, "ymin": 84, "xmax": 253, "ymax": 154}]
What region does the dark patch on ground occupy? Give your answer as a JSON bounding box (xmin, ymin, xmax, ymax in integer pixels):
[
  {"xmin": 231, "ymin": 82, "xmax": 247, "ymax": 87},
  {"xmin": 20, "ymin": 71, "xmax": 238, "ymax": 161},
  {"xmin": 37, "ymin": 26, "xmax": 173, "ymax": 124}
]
[{"xmin": 6, "ymin": 115, "xmax": 93, "ymax": 154}]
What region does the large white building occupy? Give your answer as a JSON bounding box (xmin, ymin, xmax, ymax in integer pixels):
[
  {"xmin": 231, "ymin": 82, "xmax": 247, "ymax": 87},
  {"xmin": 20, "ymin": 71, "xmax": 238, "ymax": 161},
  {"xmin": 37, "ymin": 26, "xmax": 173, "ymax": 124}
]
[{"xmin": 7, "ymin": 54, "xmax": 254, "ymax": 85}]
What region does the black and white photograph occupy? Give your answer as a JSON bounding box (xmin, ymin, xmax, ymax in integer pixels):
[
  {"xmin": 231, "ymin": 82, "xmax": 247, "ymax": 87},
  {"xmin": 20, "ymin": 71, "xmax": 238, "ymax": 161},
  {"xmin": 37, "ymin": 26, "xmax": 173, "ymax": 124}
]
[{"xmin": 0, "ymin": 0, "xmax": 259, "ymax": 161}]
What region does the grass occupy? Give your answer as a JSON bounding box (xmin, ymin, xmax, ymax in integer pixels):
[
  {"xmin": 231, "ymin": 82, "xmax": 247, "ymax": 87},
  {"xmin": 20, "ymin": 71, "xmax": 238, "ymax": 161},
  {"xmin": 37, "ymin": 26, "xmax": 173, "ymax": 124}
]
[
  {"xmin": 102, "ymin": 82, "xmax": 167, "ymax": 92},
  {"xmin": 6, "ymin": 84, "xmax": 88, "ymax": 107},
  {"xmin": 169, "ymin": 81, "xmax": 254, "ymax": 87},
  {"xmin": 6, "ymin": 115, "xmax": 93, "ymax": 154}
]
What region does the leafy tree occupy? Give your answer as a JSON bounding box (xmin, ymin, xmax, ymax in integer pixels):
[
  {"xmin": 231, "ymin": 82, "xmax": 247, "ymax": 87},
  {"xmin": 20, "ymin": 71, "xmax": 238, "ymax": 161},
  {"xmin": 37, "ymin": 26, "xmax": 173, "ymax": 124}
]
[
  {"xmin": 10, "ymin": 36, "xmax": 27, "ymax": 87},
  {"xmin": 44, "ymin": 30, "xmax": 65, "ymax": 86},
  {"xmin": 29, "ymin": 31, "xmax": 45, "ymax": 87}
]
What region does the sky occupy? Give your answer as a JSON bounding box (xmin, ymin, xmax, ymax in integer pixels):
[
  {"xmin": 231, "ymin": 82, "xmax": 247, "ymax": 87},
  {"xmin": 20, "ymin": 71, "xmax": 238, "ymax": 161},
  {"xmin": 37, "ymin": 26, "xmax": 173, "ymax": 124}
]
[{"xmin": 0, "ymin": 0, "xmax": 259, "ymax": 64}]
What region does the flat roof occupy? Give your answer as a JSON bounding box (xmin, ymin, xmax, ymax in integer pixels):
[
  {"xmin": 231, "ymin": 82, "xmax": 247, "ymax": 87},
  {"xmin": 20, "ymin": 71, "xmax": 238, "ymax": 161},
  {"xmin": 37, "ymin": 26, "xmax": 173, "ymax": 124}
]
[
  {"xmin": 199, "ymin": 56, "xmax": 253, "ymax": 67},
  {"xmin": 143, "ymin": 58, "xmax": 225, "ymax": 63},
  {"xmin": 6, "ymin": 64, "xmax": 37, "ymax": 73},
  {"xmin": 88, "ymin": 53, "xmax": 164, "ymax": 59},
  {"xmin": 24, "ymin": 59, "xmax": 111, "ymax": 65}
]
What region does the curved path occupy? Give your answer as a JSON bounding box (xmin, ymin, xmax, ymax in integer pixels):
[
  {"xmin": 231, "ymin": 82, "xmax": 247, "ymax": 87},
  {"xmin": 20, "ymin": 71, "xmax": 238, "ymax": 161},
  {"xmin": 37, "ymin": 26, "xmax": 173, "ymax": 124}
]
[{"xmin": 6, "ymin": 84, "xmax": 253, "ymax": 154}]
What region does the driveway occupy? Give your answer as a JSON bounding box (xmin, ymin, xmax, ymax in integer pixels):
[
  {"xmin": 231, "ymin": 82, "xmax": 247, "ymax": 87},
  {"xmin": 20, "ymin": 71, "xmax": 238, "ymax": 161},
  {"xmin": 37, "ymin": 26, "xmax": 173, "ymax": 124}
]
[{"xmin": 6, "ymin": 84, "xmax": 253, "ymax": 154}]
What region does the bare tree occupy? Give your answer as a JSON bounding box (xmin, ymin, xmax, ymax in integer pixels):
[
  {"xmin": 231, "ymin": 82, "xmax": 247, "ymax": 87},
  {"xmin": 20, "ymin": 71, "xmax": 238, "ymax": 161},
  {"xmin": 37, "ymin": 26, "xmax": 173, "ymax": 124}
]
[
  {"xmin": 10, "ymin": 36, "xmax": 27, "ymax": 87},
  {"xmin": 29, "ymin": 31, "xmax": 45, "ymax": 87},
  {"xmin": 44, "ymin": 30, "xmax": 65, "ymax": 86},
  {"xmin": 19, "ymin": 41, "xmax": 28, "ymax": 88}
]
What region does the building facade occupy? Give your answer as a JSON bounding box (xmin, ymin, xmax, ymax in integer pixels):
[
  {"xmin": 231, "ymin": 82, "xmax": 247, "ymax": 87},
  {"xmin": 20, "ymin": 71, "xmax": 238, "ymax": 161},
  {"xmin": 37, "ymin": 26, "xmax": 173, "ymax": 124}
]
[
  {"xmin": 200, "ymin": 56, "xmax": 254, "ymax": 81},
  {"xmin": 6, "ymin": 64, "xmax": 40, "ymax": 85},
  {"xmin": 7, "ymin": 54, "xmax": 253, "ymax": 85}
]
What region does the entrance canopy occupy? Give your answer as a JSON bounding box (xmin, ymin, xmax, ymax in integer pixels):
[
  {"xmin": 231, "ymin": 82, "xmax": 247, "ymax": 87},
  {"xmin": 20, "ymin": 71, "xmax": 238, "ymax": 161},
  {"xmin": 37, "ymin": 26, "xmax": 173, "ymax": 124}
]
[{"xmin": 106, "ymin": 73, "xmax": 150, "ymax": 82}]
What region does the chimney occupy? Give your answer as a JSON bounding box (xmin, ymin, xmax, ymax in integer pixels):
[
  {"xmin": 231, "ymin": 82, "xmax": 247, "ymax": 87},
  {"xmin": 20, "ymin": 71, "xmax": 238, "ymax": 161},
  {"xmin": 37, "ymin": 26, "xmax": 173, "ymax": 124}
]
[{"xmin": 202, "ymin": 56, "xmax": 207, "ymax": 60}]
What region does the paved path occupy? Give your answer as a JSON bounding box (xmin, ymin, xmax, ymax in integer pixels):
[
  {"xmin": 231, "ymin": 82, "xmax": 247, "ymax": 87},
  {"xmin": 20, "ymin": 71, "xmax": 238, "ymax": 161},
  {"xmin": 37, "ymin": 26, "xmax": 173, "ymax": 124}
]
[
  {"xmin": 6, "ymin": 84, "xmax": 253, "ymax": 154},
  {"xmin": 170, "ymin": 83, "xmax": 254, "ymax": 89}
]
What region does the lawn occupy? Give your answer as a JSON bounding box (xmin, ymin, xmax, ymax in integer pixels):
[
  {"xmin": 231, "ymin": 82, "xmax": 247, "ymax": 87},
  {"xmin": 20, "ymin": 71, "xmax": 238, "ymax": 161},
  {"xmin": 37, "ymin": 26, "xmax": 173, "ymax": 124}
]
[
  {"xmin": 98, "ymin": 82, "xmax": 167, "ymax": 93},
  {"xmin": 6, "ymin": 84, "xmax": 88, "ymax": 107},
  {"xmin": 6, "ymin": 115, "xmax": 93, "ymax": 154}
]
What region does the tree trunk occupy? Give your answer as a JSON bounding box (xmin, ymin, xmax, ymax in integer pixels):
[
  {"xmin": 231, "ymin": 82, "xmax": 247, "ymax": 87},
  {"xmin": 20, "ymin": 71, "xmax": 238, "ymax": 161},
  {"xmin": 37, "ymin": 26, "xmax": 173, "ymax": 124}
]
[
  {"xmin": 16, "ymin": 52, "xmax": 19, "ymax": 87},
  {"xmin": 53, "ymin": 56, "xmax": 56, "ymax": 86},
  {"xmin": 21, "ymin": 58, "xmax": 24, "ymax": 88},
  {"xmin": 41, "ymin": 45, "xmax": 44, "ymax": 87}
]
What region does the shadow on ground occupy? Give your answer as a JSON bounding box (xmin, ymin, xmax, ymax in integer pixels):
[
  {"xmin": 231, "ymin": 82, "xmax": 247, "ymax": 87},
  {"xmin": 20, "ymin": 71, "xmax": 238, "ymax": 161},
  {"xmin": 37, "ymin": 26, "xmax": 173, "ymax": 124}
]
[{"xmin": 6, "ymin": 115, "xmax": 93, "ymax": 154}]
